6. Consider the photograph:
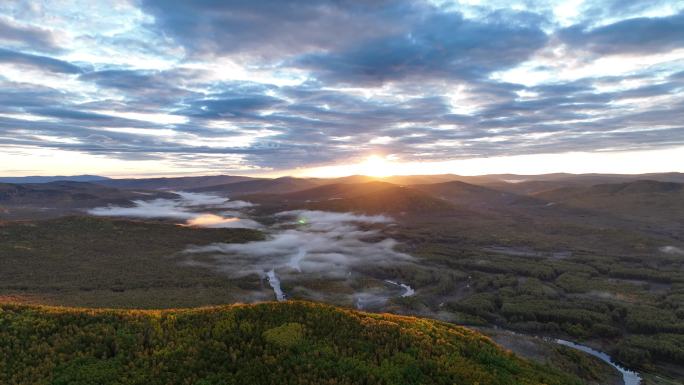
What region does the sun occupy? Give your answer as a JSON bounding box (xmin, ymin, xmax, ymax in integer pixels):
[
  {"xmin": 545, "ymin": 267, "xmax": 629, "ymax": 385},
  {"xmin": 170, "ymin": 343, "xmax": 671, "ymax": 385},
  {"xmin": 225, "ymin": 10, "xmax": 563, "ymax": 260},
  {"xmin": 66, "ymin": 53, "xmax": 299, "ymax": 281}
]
[{"xmin": 360, "ymin": 155, "xmax": 395, "ymax": 177}]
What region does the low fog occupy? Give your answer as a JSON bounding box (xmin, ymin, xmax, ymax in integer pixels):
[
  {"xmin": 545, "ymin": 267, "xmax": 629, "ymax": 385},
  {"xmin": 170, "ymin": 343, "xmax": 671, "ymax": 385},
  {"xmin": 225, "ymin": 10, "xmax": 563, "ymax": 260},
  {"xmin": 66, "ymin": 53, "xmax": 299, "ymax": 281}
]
[
  {"xmin": 90, "ymin": 193, "xmax": 417, "ymax": 306},
  {"xmin": 660, "ymin": 246, "xmax": 684, "ymax": 255},
  {"xmin": 185, "ymin": 210, "xmax": 413, "ymax": 278},
  {"xmin": 88, "ymin": 192, "xmax": 261, "ymax": 229},
  {"xmin": 184, "ymin": 210, "xmax": 417, "ymax": 306}
]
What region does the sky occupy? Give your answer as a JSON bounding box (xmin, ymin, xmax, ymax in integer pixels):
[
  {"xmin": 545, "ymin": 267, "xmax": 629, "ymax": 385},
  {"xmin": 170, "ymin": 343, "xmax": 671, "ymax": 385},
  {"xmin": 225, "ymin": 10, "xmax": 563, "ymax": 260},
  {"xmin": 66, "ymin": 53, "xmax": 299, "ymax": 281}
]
[{"xmin": 1, "ymin": 0, "xmax": 683, "ymax": 178}]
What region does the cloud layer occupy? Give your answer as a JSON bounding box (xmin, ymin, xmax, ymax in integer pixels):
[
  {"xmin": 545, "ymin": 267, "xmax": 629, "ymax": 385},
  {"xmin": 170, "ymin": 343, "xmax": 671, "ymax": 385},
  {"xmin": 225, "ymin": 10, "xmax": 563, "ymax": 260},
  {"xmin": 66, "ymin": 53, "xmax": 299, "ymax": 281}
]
[
  {"xmin": 185, "ymin": 210, "xmax": 410, "ymax": 277},
  {"xmin": 184, "ymin": 209, "xmax": 416, "ymax": 305},
  {"xmin": 1, "ymin": 1, "xmax": 684, "ymax": 173},
  {"xmin": 89, "ymin": 192, "xmax": 415, "ymax": 304},
  {"xmin": 88, "ymin": 192, "xmax": 261, "ymax": 229}
]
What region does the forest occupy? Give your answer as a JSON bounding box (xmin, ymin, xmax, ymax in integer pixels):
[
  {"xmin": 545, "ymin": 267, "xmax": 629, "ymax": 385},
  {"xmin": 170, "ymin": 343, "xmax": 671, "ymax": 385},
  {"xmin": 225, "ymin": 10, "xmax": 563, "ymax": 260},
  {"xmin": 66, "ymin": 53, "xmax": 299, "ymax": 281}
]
[{"xmin": 0, "ymin": 301, "xmax": 582, "ymax": 385}]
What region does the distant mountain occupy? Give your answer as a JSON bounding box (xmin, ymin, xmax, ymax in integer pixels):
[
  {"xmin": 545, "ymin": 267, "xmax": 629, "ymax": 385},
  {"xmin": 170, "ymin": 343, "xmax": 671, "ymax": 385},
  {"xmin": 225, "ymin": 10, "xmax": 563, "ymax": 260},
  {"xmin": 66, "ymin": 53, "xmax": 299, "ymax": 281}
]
[
  {"xmin": 534, "ymin": 180, "xmax": 684, "ymax": 226},
  {"xmin": 0, "ymin": 181, "xmax": 175, "ymax": 208},
  {"xmin": 0, "ymin": 175, "xmax": 109, "ymax": 184},
  {"xmin": 481, "ymin": 180, "xmax": 581, "ymax": 195},
  {"xmin": 412, "ymin": 180, "xmax": 543, "ymax": 210},
  {"xmin": 195, "ymin": 176, "xmax": 322, "ymax": 195},
  {"xmin": 481, "ymin": 172, "xmax": 684, "ymax": 194},
  {"xmin": 382, "ymin": 174, "xmax": 462, "ymax": 185},
  {"xmin": 99, "ymin": 175, "xmax": 257, "ymax": 190},
  {"xmin": 536, "ymin": 180, "xmax": 683, "ymax": 200},
  {"xmin": 242, "ymin": 181, "xmax": 458, "ymax": 215},
  {"xmin": 324, "ymin": 174, "xmax": 378, "ymax": 185},
  {"xmin": 483, "ymin": 172, "xmax": 684, "ymax": 184}
]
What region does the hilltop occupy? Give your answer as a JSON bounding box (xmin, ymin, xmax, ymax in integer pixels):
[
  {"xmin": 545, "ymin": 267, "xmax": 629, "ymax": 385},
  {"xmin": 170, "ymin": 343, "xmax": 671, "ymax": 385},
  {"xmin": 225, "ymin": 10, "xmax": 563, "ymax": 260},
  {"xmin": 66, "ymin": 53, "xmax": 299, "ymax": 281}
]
[
  {"xmin": 241, "ymin": 181, "xmax": 459, "ymax": 215},
  {"xmin": 0, "ymin": 301, "xmax": 581, "ymax": 385}
]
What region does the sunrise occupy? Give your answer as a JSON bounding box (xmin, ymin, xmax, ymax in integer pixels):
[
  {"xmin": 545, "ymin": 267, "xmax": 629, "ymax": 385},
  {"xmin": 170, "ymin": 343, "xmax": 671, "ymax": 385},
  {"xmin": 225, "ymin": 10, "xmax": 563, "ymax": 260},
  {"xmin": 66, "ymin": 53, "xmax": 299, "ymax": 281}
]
[{"xmin": 1, "ymin": 1, "xmax": 683, "ymax": 384}]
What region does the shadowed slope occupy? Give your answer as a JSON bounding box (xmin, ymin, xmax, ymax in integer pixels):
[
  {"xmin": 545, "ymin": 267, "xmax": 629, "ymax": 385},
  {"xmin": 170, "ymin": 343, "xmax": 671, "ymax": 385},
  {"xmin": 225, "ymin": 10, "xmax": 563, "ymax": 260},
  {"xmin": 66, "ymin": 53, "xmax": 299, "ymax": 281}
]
[
  {"xmin": 534, "ymin": 180, "xmax": 684, "ymax": 226},
  {"xmin": 0, "ymin": 181, "xmax": 175, "ymax": 208}
]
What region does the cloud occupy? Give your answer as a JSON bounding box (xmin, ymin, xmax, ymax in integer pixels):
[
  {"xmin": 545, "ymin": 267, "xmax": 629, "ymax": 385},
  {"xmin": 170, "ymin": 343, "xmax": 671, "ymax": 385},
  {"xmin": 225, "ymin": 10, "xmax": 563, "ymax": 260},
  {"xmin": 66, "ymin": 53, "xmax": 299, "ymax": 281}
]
[
  {"xmin": 139, "ymin": 0, "xmax": 411, "ymax": 58},
  {"xmin": 559, "ymin": 11, "xmax": 684, "ymax": 55},
  {"xmin": 184, "ymin": 210, "xmax": 412, "ymax": 279},
  {"xmin": 88, "ymin": 192, "xmax": 263, "ymax": 229},
  {"xmin": 1, "ymin": 1, "xmax": 684, "ymax": 173},
  {"xmin": 296, "ymin": 10, "xmax": 548, "ymax": 85},
  {"xmin": 182, "ymin": 208, "xmax": 417, "ymax": 305},
  {"xmin": 180, "ymin": 95, "xmax": 285, "ymax": 118},
  {"xmin": 78, "ymin": 69, "xmax": 200, "ymax": 107},
  {"xmin": 221, "ymin": 200, "xmax": 255, "ymax": 209},
  {"xmin": 0, "ymin": 48, "xmax": 82, "ymax": 73},
  {"xmin": 89, "ymin": 198, "xmax": 196, "ymax": 219},
  {"xmin": 0, "ymin": 17, "xmax": 60, "ymax": 52},
  {"xmin": 173, "ymin": 191, "xmax": 231, "ymax": 206},
  {"xmin": 660, "ymin": 246, "xmax": 684, "ymax": 255}
]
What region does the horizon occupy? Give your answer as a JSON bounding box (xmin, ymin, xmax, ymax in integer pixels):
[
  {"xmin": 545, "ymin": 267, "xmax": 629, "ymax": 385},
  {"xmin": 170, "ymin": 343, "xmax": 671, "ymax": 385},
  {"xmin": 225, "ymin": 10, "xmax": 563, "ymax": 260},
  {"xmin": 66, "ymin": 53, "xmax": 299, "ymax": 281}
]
[
  {"xmin": 3, "ymin": 3, "xmax": 684, "ymax": 380},
  {"xmin": 2, "ymin": 1, "xmax": 684, "ymax": 177}
]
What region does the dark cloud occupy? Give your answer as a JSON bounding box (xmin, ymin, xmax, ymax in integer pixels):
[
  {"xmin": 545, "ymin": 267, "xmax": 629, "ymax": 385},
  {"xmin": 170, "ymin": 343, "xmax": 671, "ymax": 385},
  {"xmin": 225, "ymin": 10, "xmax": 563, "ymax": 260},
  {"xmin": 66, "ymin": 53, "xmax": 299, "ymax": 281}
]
[
  {"xmin": 1, "ymin": 1, "xmax": 683, "ymax": 172},
  {"xmin": 139, "ymin": 0, "xmax": 412, "ymax": 58},
  {"xmin": 79, "ymin": 69, "xmax": 200, "ymax": 108},
  {"xmin": 559, "ymin": 11, "xmax": 684, "ymax": 55},
  {"xmin": 140, "ymin": 0, "xmax": 548, "ymax": 86},
  {"xmin": 80, "ymin": 69, "xmax": 161, "ymax": 90},
  {"xmin": 173, "ymin": 82, "xmax": 284, "ymax": 119},
  {"xmin": 0, "ymin": 17, "xmax": 60, "ymax": 52},
  {"xmin": 297, "ymin": 10, "xmax": 547, "ymax": 84},
  {"xmin": 0, "ymin": 48, "xmax": 83, "ymax": 73},
  {"xmin": 575, "ymin": 0, "xmax": 680, "ymax": 23}
]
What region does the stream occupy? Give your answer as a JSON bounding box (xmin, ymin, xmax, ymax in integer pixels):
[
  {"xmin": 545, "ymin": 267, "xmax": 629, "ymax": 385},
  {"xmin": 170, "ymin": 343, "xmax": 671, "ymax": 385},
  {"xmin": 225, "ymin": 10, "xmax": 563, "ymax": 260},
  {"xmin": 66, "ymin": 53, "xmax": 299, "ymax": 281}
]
[
  {"xmin": 266, "ymin": 269, "xmax": 286, "ymax": 301},
  {"xmin": 555, "ymin": 339, "xmax": 641, "ymax": 385},
  {"xmin": 260, "ymin": 272, "xmax": 640, "ymax": 384},
  {"xmin": 384, "ymin": 280, "xmax": 416, "ymax": 297}
]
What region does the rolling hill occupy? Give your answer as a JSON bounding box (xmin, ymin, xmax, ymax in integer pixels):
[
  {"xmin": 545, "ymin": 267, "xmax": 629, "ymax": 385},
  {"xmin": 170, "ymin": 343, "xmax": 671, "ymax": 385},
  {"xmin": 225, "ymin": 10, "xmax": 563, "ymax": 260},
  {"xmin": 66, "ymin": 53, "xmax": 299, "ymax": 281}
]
[
  {"xmin": 0, "ymin": 175, "xmax": 110, "ymax": 184},
  {"xmin": 0, "ymin": 301, "xmax": 581, "ymax": 385},
  {"xmin": 412, "ymin": 180, "xmax": 544, "ymax": 211},
  {"xmin": 534, "ymin": 180, "xmax": 684, "ymax": 226},
  {"xmin": 0, "ymin": 181, "xmax": 175, "ymax": 208},
  {"xmin": 195, "ymin": 176, "xmax": 323, "ymax": 195},
  {"xmin": 482, "ymin": 173, "xmax": 684, "ymax": 195},
  {"xmin": 242, "ymin": 181, "xmax": 459, "ymax": 215},
  {"xmin": 98, "ymin": 175, "xmax": 257, "ymax": 190}
]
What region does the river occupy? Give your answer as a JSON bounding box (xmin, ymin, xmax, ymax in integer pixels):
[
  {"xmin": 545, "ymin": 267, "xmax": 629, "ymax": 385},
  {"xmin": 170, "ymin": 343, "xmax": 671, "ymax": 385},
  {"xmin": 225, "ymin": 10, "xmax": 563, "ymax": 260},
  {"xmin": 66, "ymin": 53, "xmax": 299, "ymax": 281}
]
[
  {"xmin": 555, "ymin": 339, "xmax": 641, "ymax": 385},
  {"xmin": 266, "ymin": 269, "xmax": 286, "ymax": 301},
  {"xmin": 384, "ymin": 280, "xmax": 416, "ymax": 297}
]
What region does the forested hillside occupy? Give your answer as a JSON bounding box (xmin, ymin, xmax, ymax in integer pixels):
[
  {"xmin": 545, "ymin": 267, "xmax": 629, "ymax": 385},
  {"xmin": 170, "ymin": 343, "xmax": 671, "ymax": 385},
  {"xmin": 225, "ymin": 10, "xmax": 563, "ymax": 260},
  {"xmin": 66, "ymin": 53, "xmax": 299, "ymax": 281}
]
[{"xmin": 0, "ymin": 301, "xmax": 581, "ymax": 385}]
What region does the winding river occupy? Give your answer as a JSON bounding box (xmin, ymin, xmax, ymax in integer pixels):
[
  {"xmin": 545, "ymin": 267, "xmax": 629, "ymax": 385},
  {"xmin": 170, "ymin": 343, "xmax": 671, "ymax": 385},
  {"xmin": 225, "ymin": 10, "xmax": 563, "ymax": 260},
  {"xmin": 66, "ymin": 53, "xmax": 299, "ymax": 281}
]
[
  {"xmin": 261, "ymin": 273, "xmax": 639, "ymax": 384},
  {"xmin": 555, "ymin": 339, "xmax": 641, "ymax": 385},
  {"xmin": 266, "ymin": 269, "xmax": 286, "ymax": 301},
  {"xmin": 384, "ymin": 280, "xmax": 416, "ymax": 297}
]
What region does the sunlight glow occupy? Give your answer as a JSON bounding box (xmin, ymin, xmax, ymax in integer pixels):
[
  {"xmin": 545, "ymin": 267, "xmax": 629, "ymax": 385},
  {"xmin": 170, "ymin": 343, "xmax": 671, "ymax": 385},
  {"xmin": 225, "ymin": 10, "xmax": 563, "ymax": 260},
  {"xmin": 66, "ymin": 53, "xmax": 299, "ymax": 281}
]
[
  {"xmin": 359, "ymin": 155, "xmax": 395, "ymax": 177},
  {"xmin": 297, "ymin": 147, "xmax": 684, "ymax": 178}
]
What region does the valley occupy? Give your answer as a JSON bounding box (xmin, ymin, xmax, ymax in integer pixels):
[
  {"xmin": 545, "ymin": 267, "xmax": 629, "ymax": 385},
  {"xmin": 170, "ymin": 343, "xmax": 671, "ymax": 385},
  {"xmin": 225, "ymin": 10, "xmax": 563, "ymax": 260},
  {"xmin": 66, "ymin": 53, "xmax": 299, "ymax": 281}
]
[{"xmin": 1, "ymin": 172, "xmax": 683, "ymax": 384}]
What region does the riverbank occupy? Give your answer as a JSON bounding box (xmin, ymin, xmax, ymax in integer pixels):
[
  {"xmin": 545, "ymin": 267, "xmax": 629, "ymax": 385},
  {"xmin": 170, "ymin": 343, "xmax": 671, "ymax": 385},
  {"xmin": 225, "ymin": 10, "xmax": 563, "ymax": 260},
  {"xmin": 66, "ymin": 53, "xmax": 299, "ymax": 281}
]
[{"xmin": 478, "ymin": 327, "xmax": 624, "ymax": 385}]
